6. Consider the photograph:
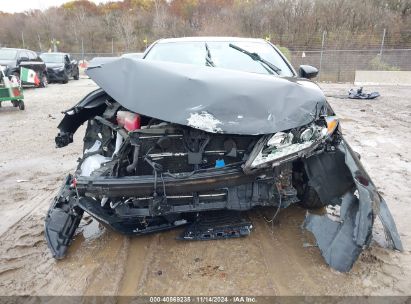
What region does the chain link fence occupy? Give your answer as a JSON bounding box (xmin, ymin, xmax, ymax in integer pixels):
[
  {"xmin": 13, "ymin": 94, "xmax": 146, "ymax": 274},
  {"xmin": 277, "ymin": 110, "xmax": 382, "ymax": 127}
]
[
  {"xmin": 68, "ymin": 48, "xmax": 411, "ymax": 83},
  {"xmin": 290, "ymin": 49, "xmax": 411, "ymax": 82},
  {"xmin": 70, "ymin": 52, "xmax": 120, "ymax": 62}
]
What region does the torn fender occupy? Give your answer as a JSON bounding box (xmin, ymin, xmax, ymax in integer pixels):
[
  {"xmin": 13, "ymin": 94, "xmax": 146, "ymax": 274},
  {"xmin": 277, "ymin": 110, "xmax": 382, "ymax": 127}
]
[
  {"xmin": 303, "ymin": 139, "xmax": 402, "ymax": 272},
  {"xmin": 55, "ymin": 89, "xmax": 109, "ymax": 147}
]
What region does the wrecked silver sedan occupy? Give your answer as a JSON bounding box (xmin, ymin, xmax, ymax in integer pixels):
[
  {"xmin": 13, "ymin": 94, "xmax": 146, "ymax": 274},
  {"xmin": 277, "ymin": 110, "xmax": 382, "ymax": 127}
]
[{"xmin": 45, "ymin": 38, "xmax": 402, "ymax": 272}]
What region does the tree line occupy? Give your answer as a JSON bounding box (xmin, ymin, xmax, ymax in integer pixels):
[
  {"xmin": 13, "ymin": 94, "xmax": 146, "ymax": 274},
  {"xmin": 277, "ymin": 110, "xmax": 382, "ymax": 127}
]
[{"xmin": 0, "ymin": 0, "xmax": 410, "ymax": 54}]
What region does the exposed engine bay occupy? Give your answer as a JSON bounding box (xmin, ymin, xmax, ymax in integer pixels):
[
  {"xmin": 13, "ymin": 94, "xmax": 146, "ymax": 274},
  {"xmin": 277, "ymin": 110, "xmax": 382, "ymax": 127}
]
[{"xmin": 45, "ymin": 58, "xmax": 402, "ymax": 272}]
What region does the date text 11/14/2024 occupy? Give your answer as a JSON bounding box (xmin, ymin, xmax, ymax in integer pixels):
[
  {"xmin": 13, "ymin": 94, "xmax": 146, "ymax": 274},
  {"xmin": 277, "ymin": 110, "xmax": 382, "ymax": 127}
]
[{"xmin": 149, "ymin": 296, "xmax": 257, "ymax": 303}]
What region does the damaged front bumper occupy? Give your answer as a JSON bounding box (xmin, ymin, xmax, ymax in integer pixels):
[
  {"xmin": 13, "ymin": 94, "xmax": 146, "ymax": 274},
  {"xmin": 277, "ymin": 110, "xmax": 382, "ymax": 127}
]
[
  {"xmin": 46, "ymin": 68, "xmax": 66, "ymax": 82},
  {"xmin": 45, "ymin": 137, "xmax": 403, "ymax": 270},
  {"xmin": 45, "ymin": 175, "xmax": 83, "ymax": 259}
]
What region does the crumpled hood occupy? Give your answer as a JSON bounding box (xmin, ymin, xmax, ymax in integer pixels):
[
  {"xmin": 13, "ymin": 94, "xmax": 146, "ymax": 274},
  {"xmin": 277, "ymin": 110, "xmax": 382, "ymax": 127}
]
[{"xmin": 87, "ymin": 57, "xmax": 327, "ymax": 135}]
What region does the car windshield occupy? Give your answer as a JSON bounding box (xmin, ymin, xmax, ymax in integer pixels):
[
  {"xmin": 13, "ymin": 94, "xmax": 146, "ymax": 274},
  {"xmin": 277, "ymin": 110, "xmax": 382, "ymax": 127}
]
[
  {"xmin": 144, "ymin": 41, "xmax": 294, "ymax": 76},
  {"xmin": 0, "ymin": 49, "xmax": 18, "ymax": 60},
  {"xmin": 40, "ymin": 53, "xmax": 64, "ymax": 63}
]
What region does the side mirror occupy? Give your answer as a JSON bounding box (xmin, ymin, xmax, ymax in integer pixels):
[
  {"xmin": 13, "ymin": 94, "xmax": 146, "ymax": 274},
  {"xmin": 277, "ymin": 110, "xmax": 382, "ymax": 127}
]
[{"xmin": 299, "ymin": 65, "xmax": 318, "ymax": 79}]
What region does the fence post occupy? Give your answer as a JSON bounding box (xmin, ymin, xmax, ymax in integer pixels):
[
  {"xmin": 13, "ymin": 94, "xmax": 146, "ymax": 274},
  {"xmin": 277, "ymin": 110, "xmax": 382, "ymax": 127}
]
[
  {"xmin": 379, "ymin": 28, "xmax": 386, "ymax": 58},
  {"xmin": 21, "ymin": 31, "xmax": 25, "ymax": 49},
  {"xmin": 37, "ymin": 33, "xmax": 42, "ymax": 52},
  {"xmin": 318, "ymin": 31, "xmax": 326, "ymax": 81},
  {"xmin": 81, "ymin": 38, "xmax": 84, "ymax": 63}
]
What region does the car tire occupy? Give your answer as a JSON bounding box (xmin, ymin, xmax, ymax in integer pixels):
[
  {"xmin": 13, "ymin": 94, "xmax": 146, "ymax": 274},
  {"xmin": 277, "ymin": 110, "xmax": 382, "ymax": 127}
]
[
  {"xmin": 62, "ymin": 73, "xmax": 69, "ymax": 84},
  {"xmin": 18, "ymin": 101, "xmax": 25, "ymax": 110},
  {"xmin": 39, "ymin": 75, "xmax": 48, "ymax": 88},
  {"xmin": 73, "ymin": 69, "xmax": 79, "ymax": 80}
]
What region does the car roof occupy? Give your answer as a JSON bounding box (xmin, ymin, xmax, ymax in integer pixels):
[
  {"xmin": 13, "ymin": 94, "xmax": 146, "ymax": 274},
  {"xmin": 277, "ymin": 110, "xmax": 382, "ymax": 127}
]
[
  {"xmin": 155, "ymin": 37, "xmax": 269, "ymax": 44},
  {"xmin": 41, "ymin": 52, "xmax": 68, "ymax": 55},
  {"xmin": 0, "ymin": 47, "xmax": 26, "ymax": 52}
]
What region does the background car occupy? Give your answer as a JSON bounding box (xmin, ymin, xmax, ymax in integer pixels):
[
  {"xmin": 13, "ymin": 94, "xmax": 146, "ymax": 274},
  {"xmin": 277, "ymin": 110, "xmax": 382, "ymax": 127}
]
[
  {"xmin": 121, "ymin": 52, "xmax": 144, "ymax": 59},
  {"xmin": 40, "ymin": 52, "xmax": 79, "ymax": 84},
  {"xmin": 0, "ymin": 47, "xmax": 47, "ymax": 87}
]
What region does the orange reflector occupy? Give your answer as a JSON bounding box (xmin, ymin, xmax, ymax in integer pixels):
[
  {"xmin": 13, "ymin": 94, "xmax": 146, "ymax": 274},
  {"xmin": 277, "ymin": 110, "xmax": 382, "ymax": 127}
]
[{"xmin": 326, "ymin": 116, "xmax": 338, "ymax": 134}]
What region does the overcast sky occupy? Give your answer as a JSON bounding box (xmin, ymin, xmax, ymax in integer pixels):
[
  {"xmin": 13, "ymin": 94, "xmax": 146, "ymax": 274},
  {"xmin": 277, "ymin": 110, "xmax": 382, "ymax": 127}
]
[{"xmin": 0, "ymin": 0, "xmax": 119, "ymax": 13}]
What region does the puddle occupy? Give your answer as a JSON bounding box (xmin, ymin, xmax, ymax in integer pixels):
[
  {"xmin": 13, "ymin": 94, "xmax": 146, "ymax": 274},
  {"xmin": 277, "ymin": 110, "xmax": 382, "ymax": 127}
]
[{"xmin": 82, "ymin": 218, "xmax": 105, "ymax": 241}]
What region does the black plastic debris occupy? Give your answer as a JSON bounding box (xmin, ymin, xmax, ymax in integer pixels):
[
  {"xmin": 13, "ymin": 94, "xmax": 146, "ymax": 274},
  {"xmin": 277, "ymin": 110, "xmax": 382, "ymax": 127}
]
[
  {"xmin": 348, "ymin": 87, "xmax": 380, "ymax": 99},
  {"xmin": 178, "ymin": 211, "xmax": 252, "ymax": 241}
]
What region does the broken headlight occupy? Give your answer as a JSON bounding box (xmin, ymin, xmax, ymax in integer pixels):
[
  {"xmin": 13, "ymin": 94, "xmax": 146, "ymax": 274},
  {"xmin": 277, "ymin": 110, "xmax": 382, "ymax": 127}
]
[
  {"xmin": 249, "ymin": 117, "xmax": 338, "ymax": 169},
  {"xmin": 325, "ymin": 115, "xmax": 339, "ymax": 135}
]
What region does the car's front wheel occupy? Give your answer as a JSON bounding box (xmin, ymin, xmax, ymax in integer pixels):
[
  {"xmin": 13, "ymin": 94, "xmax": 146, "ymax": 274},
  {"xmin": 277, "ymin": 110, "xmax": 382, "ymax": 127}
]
[
  {"xmin": 293, "ymin": 161, "xmax": 327, "ymax": 209},
  {"xmin": 39, "ymin": 74, "xmax": 48, "ymax": 88},
  {"xmin": 62, "ymin": 73, "xmax": 69, "ymax": 84},
  {"xmin": 73, "ymin": 68, "xmax": 79, "ymax": 80}
]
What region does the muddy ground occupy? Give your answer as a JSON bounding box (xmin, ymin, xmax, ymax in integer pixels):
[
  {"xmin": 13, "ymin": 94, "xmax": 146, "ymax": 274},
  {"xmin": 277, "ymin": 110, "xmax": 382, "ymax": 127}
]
[{"xmin": 0, "ymin": 79, "xmax": 410, "ymax": 296}]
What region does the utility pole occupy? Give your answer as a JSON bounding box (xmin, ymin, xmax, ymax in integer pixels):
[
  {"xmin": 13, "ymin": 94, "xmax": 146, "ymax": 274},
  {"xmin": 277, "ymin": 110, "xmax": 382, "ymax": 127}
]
[
  {"xmin": 318, "ymin": 31, "xmax": 326, "ymax": 81},
  {"xmin": 51, "ymin": 38, "xmax": 59, "ymax": 52},
  {"xmin": 379, "ymin": 28, "xmax": 386, "ymax": 58},
  {"xmin": 37, "ymin": 33, "xmax": 43, "ymax": 52},
  {"xmin": 81, "ymin": 38, "xmax": 84, "ymax": 63},
  {"xmin": 21, "ymin": 31, "xmax": 25, "ymax": 48}
]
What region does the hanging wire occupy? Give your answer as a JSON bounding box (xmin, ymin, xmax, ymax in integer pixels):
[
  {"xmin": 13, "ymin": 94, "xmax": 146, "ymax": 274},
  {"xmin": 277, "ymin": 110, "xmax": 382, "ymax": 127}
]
[{"xmin": 263, "ymin": 183, "xmax": 282, "ymax": 230}]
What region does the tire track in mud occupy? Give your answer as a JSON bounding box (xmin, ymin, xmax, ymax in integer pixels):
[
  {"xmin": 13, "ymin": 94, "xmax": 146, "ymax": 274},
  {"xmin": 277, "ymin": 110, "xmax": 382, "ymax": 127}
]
[
  {"xmin": 80, "ymin": 231, "xmax": 130, "ymax": 296},
  {"xmin": 249, "ymin": 207, "xmax": 362, "ymax": 295},
  {"xmin": 253, "ymin": 209, "xmax": 321, "ymax": 293},
  {"xmin": 114, "ymin": 223, "xmax": 278, "ymax": 295},
  {"xmin": 117, "ymin": 234, "xmax": 159, "ymax": 296},
  {"xmin": 0, "ymin": 205, "xmax": 55, "ymax": 295},
  {"xmin": 0, "ymin": 190, "xmax": 54, "ymax": 237}
]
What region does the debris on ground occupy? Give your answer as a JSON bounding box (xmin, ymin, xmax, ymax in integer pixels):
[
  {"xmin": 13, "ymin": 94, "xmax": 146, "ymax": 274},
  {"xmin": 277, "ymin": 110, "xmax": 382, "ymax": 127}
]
[
  {"xmin": 178, "ymin": 211, "xmax": 253, "ymax": 241},
  {"xmin": 326, "ymin": 87, "xmax": 380, "ymax": 100},
  {"xmin": 348, "ymin": 87, "xmax": 380, "ymax": 99}
]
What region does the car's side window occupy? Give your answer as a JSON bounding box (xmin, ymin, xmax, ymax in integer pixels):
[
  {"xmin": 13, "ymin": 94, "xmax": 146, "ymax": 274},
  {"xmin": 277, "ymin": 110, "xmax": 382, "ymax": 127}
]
[
  {"xmin": 19, "ymin": 51, "xmax": 30, "ymax": 61},
  {"xmin": 28, "ymin": 51, "xmax": 37, "ymax": 61},
  {"xmin": 29, "ymin": 51, "xmax": 39, "ymax": 61}
]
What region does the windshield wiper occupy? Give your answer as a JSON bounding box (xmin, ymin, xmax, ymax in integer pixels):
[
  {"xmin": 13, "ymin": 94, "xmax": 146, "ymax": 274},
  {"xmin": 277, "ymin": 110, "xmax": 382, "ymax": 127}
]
[
  {"xmin": 228, "ymin": 43, "xmax": 281, "ymax": 75},
  {"xmin": 205, "ymin": 42, "xmax": 215, "ymax": 67}
]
